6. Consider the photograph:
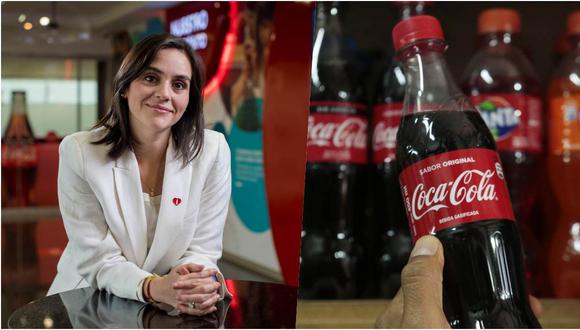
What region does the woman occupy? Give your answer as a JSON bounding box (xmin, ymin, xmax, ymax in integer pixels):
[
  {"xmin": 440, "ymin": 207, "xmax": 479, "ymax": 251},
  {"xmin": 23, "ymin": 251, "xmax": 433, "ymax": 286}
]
[{"xmin": 47, "ymin": 34, "xmax": 231, "ymax": 316}]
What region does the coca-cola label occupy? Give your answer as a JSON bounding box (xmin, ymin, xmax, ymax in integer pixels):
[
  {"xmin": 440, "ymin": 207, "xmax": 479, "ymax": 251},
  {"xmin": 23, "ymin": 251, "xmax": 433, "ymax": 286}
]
[
  {"xmin": 399, "ymin": 148, "xmax": 515, "ymax": 241},
  {"xmin": 1, "ymin": 144, "xmax": 38, "ymax": 168},
  {"xmin": 372, "ymin": 103, "xmax": 402, "ymax": 164},
  {"xmin": 307, "ymin": 101, "xmax": 368, "ymax": 164},
  {"xmin": 470, "ymin": 94, "xmax": 542, "ymax": 152}
]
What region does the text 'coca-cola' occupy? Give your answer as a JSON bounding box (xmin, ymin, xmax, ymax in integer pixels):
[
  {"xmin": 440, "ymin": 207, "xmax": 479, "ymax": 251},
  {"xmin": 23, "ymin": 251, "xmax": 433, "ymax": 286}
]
[{"xmin": 399, "ymin": 148, "xmax": 515, "ymax": 241}]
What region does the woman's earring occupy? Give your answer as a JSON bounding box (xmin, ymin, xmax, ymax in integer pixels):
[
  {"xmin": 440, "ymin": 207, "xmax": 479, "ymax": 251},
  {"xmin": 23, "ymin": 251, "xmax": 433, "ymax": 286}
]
[{"xmin": 120, "ymin": 92, "xmax": 126, "ymax": 98}]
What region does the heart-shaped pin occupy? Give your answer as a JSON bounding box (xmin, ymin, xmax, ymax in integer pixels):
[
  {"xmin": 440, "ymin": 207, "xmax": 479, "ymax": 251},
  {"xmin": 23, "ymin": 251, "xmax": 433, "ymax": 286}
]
[{"xmin": 172, "ymin": 197, "xmax": 182, "ymax": 206}]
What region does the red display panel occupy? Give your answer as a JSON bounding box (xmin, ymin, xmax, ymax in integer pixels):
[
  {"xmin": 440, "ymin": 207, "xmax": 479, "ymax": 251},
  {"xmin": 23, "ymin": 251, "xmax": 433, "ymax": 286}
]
[{"xmin": 263, "ymin": 2, "xmax": 313, "ymax": 286}]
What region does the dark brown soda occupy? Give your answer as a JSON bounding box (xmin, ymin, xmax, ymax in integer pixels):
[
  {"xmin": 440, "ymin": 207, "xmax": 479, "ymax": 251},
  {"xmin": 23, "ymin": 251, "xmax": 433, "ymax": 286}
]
[
  {"xmin": 371, "ymin": 60, "xmax": 411, "ymax": 298},
  {"xmin": 396, "ymin": 110, "xmax": 540, "ymax": 328},
  {"xmin": 299, "ymin": 2, "xmax": 365, "ymax": 299}
]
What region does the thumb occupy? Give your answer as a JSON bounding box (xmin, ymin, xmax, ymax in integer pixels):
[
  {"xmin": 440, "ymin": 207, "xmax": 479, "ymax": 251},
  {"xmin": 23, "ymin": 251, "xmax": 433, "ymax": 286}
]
[
  {"xmin": 175, "ymin": 263, "xmax": 204, "ymax": 275},
  {"xmin": 400, "ymin": 235, "xmax": 449, "ymax": 329},
  {"xmin": 183, "ymin": 263, "xmax": 205, "ymax": 273},
  {"xmin": 175, "ymin": 265, "xmax": 190, "ymax": 275}
]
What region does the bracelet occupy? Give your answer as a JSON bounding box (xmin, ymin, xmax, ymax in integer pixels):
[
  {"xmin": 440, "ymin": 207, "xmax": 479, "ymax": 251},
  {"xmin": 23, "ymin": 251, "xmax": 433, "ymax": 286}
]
[{"xmin": 143, "ymin": 273, "xmax": 160, "ymax": 304}]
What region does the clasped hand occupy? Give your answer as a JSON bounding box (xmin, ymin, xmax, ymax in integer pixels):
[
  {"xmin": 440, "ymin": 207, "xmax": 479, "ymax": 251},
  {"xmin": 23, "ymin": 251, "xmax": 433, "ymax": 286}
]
[{"xmin": 149, "ymin": 263, "xmax": 221, "ymax": 316}]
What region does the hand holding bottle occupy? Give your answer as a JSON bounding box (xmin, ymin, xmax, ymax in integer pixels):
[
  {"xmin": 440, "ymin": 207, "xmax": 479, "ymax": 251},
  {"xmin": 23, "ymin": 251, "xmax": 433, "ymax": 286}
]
[
  {"xmin": 375, "ymin": 235, "xmax": 544, "ymax": 328},
  {"xmin": 375, "ymin": 235, "xmax": 449, "ymax": 329}
]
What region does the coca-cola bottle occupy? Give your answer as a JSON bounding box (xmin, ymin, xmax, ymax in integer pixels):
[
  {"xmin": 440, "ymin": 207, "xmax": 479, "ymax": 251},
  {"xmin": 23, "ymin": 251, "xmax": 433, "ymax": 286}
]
[
  {"xmin": 370, "ymin": 1, "xmax": 428, "ymax": 299},
  {"xmin": 394, "ymin": 16, "xmax": 540, "ymax": 327},
  {"xmin": 1, "ymin": 91, "xmax": 39, "ymax": 266},
  {"xmin": 2, "ymin": 91, "xmax": 38, "ymax": 207},
  {"xmin": 299, "ymin": 2, "xmax": 366, "ymax": 299},
  {"xmin": 547, "ymin": 10, "xmax": 580, "ymax": 298},
  {"xmin": 461, "ymin": 9, "xmax": 542, "ymax": 292}
]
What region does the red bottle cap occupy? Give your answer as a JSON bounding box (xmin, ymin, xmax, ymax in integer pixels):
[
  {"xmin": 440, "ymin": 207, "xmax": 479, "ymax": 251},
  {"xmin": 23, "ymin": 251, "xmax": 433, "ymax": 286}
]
[
  {"xmin": 567, "ymin": 10, "xmax": 580, "ymax": 35},
  {"xmin": 478, "ymin": 8, "xmax": 521, "ymax": 34},
  {"xmin": 392, "ymin": 15, "xmax": 444, "ymax": 51}
]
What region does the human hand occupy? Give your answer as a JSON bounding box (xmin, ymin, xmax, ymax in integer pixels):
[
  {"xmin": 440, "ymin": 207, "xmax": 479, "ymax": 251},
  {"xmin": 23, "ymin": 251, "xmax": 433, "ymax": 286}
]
[
  {"xmin": 143, "ymin": 304, "xmax": 219, "ymax": 329},
  {"xmin": 375, "ymin": 235, "xmax": 449, "ymax": 328},
  {"xmin": 172, "ymin": 263, "xmax": 221, "ymax": 316},
  {"xmin": 147, "ymin": 266, "xmax": 184, "ymax": 309},
  {"xmin": 375, "ymin": 235, "xmax": 543, "ymax": 328}
]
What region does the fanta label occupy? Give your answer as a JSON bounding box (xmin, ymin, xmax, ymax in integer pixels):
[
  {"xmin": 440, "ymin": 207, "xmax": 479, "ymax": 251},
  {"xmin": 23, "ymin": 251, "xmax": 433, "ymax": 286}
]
[{"xmin": 470, "ymin": 94, "xmax": 542, "ymax": 152}]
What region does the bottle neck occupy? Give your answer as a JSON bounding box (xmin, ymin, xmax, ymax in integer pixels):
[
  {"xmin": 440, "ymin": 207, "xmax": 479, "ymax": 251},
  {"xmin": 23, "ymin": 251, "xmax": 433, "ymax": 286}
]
[
  {"xmin": 397, "ymin": 39, "xmax": 465, "ymax": 114},
  {"xmin": 478, "ymin": 31, "xmax": 518, "ymax": 48},
  {"xmin": 314, "ymin": 6, "xmax": 344, "ymax": 62},
  {"xmin": 11, "ymin": 93, "xmax": 27, "ymax": 115},
  {"xmin": 379, "ymin": 3, "xmax": 428, "ymax": 103},
  {"xmin": 311, "ymin": 4, "xmax": 353, "ymax": 99}
]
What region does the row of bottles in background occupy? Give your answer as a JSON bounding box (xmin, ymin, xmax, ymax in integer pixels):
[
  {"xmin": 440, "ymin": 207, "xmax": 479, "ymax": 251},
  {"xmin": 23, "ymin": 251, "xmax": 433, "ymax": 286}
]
[
  {"xmin": 300, "ymin": 1, "xmax": 366, "ymax": 299},
  {"xmin": 2, "ymin": 91, "xmax": 40, "ymax": 267},
  {"xmin": 461, "ymin": 8, "xmax": 580, "ymax": 298},
  {"xmin": 369, "ymin": 1, "xmax": 428, "ymax": 299},
  {"xmin": 2, "ymin": 91, "xmax": 38, "ymax": 207},
  {"xmin": 461, "ymin": 8, "xmax": 543, "ymax": 294},
  {"xmin": 300, "ymin": 1, "xmax": 580, "ymax": 300}
]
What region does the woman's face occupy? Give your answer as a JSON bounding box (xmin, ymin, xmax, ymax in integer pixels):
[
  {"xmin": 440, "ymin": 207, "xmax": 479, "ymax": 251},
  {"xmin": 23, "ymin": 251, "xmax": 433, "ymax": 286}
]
[{"xmin": 125, "ymin": 48, "xmax": 193, "ymax": 136}]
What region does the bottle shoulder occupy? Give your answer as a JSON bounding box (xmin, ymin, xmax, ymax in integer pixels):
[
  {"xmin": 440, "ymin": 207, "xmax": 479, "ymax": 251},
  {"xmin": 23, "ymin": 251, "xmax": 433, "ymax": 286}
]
[
  {"xmin": 552, "ymin": 51, "xmax": 580, "ymax": 82},
  {"xmin": 311, "ymin": 67, "xmax": 359, "ymax": 102},
  {"xmin": 374, "ymin": 62, "xmax": 406, "ymax": 104},
  {"xmin": 462, "ymin": 46, "xmax": 540, "ymax": 94},
  {"xmin": 549, "ymin": 54, "xmax": 580, "ymax": 96},
  {"xmin": 310, "ymin": 87, "xmax": 366, "ymax": 104}
]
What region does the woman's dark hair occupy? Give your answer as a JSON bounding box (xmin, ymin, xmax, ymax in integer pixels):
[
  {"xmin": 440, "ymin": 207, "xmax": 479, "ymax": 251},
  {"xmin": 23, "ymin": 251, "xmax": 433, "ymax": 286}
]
[{"xmin": 92, "ymin": 34, "xmax": 206, "ymax": 166}]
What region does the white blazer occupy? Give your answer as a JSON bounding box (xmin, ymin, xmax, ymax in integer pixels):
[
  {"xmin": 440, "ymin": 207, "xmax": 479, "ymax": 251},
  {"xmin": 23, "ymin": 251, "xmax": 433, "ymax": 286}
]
[{"xmin": 47, "ymin": 128, "xmax": 231, "ymax": 302}]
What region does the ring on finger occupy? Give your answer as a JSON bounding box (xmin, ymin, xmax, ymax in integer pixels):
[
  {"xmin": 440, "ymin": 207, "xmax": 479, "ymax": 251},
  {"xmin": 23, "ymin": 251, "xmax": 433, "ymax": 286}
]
[{"xmin": 189, "ymin": 302, "xmax": 196, "ymax": 309}]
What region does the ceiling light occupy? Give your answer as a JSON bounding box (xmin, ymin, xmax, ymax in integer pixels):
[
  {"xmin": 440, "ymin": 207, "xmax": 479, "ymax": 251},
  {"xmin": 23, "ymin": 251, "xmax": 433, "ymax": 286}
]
[
  {"xmin": 23, "ymin": 22, "xmax": 33, "ymax": 30},
  {"xmin": 78, "ymin": 32, "xmax": 90, "ymax": 40},
  {"xmin": 18, "ymin": 14, "xmax": 26, "ymax": 23},
  {"xmin": 39, "ymin": 16, "xmax": 50, "ymax": 26}
]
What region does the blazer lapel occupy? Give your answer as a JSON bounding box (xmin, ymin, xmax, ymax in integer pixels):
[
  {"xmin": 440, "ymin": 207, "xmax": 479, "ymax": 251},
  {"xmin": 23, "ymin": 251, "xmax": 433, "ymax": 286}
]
[
  {"xmin": 113, "ymin": 149, "xmax": 148, "ymax": 267},
  {"xmin": 143, "ymin": 138, "xmax": 192, "ymax": 270}
]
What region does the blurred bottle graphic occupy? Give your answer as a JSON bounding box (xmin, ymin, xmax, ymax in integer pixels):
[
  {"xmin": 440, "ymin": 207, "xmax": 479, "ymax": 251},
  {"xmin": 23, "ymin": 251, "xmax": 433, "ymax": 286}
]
[
  {"xmin": 547, "ymin": 10, "xmax": 580, "ymax": 298},
  {"xmin": 2, "ymin": 91, "xmax": 39, "ymax": 269},
  {"xmin": 300, "ymin": 2, "xmax": 366, "ymax": 299},
  {"xmin": 369, "ymin": 1, "xmax": 428, "ymax": 298},
  {"xmin": 2, "ymin": 91, "xmax": 38, "ymax": 207},
  {"xmin": 462, "ymin": 8, "xmax": 543, "ymax": 293}
]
